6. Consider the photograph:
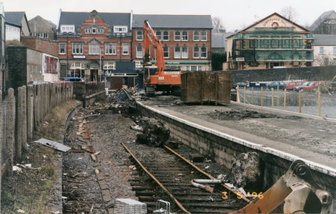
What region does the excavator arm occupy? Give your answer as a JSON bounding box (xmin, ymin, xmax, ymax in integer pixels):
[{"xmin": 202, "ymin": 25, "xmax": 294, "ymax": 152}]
[{"xmin": 143, "ymin": 20, "xmax": 165, "ymax": 73}]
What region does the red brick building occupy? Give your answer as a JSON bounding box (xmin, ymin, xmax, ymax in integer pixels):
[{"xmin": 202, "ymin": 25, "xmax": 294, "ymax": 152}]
[
  {"xmin": 57, "ymin": 10, "xmax": 132, "ymax": 81},
  {"xmin": 57, "ymin": 11, "xmax": 213, "ymax": 82},
  {"xmin": 132, "ymin": 14, "xmax": 212, "ymax": 71}
]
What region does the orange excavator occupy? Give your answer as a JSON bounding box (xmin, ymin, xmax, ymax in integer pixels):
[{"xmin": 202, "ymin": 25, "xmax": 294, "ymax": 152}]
[{"xmin": 142, "ymin": 20, "xmax": 181, "ymax": 95}]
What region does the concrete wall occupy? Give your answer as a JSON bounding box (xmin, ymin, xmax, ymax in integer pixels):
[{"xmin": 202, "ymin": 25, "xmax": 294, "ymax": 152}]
[
  {"xmin": 0, "ymin": 83, "xmax": 73, "ymax": 172},
  {"xmin": 137, "ymin": 103, "xmax": 336, "ymax": 196},
  {"xmin": 229, "ymin": 65, "xmax": 336, "ymax": 83}
]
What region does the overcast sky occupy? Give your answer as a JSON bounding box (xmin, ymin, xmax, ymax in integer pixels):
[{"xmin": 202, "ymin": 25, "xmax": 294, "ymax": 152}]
[{"xmin": 1, "ymin": 0, "xmax": 335, "ymax": 31}]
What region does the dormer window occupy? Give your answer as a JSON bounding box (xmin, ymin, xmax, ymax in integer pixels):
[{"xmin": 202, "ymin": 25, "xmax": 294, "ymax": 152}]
[
  {"xmin": 60, "ymin": 25, "xmax": 75, "ymax": 33},
  {"xmin": 113, "ymin": 25, "xmax": 128, "ymax": 33}
]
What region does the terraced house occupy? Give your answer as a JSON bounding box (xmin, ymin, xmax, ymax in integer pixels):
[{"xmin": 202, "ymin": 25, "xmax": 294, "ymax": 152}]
[
  {"xmin": 225, "ymin": 12, "xmax": 314, "ymax": 70},
  {"xmin": 131, "ymin": 14, "xmax": 212, "ymax": 72}
]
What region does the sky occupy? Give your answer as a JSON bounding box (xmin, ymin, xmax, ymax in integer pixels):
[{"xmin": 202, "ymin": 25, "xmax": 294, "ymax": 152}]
[{"xmin": 1, "ymin": 0, "xmax": 336, "ymax": 31}]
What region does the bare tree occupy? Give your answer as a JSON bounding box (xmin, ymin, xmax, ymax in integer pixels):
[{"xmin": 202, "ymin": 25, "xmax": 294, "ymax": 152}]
[
  {"xmin": 280, "ymin": 6, "xmax": 299, "ymax": 22},
  {"xmin": 212, "ymin": 16, "xmax": 225, "ymax": 32}
]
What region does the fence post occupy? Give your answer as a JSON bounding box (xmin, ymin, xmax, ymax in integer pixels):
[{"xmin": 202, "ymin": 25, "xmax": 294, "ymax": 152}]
[
  {"xmin": 16, "ymin": 86, "xmax": 27, "ymax": 161},
  {"xmin": 27, "ymin": 85, "xmax": 34, "ymax": 141},
  {"xmin": 318, "ymin": 86, "xmax": 321, "ymax": 116},
  {"xmin": 6, "ymin": 88, "xmax": 15, "ymax": 166},
  {"xmin": 260, "ymin": 87, "xmax": 263, "ymax": 106},
  {"xmin": 251, "ymin": 87, "xmax": 254, "ymax": 105},
  {"xmin": 236, "ymin": 86, "xmax": 240, "ymax": 103},
  {"xmin": 271, "ymin": 88, "xmax": 274, "ymax": 108},
  {"xmin": 299, "ymin": 90, "xmax": 302, "ymax": 113},
  {"xmin": 243, "ymin": 86, "xmax": 246, "ymax": 104},
  {"xmin": 284, "ymin": 88, "xmax": 287, "ymax": 110}
]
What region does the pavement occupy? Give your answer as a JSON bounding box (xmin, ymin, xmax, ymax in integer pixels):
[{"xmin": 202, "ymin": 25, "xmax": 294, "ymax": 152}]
[{"xmin": 139, "ymin": 96, "xmax": 336, "ymax": 177}]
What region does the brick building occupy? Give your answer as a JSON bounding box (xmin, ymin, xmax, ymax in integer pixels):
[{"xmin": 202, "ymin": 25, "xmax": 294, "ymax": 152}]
[
  {"xmin": 225, "ymin": 13, "xmax": 313, "ymax": 70},
  {"xmin": 132, "ymin": 14, "xmax": 212, "ymax": 71},
  {"xmin": 0, "ymin": 3, "xmax": 5, "ymax": 90},
  {"xmin": 57, "ymin": 10, "xmax": 132, "ymax": 81},
  {"xmin": 5, "ymin": 11, "xmax": 30, "ymax": 42}
]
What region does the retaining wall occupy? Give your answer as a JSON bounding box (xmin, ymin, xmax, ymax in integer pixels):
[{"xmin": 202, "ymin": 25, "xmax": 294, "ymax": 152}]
[{"xmin": 137, "ymin": 102, "xmax": 336, "ymax": 198}]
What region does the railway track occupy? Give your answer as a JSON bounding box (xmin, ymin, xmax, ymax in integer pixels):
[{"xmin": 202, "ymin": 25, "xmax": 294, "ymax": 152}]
[{"xmin": 122, "ymin": 143, "xmax": 249, "ymax": 214}]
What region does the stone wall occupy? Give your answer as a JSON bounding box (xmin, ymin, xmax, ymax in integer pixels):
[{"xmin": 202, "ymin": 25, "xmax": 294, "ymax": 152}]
[
  {"xmin": 0, "ymin": 82, "xmax": 73, "ymax": 174},
  {"xmin": 229, "ymin": 65, "xmax": 336, "ymax": 83}
]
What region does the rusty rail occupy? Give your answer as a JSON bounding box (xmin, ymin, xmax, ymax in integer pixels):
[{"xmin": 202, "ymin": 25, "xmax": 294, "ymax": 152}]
[
  {"xmin": 164, "ymin": 145, "xmax": 251, "ymax": 203},
  {"xmin": 121, "ymin": 143, "xmax": 191, "ymax": 214}
]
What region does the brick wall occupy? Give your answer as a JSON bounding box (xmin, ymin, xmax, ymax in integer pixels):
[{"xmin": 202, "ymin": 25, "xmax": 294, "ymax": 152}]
[{"xmin": 21, "ymin": 36, "xmax": 58, "ymax": 56}]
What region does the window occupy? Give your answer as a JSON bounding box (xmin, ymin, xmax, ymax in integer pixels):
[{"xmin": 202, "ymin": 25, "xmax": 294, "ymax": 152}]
[
  {"xmin": 61, "ymin": 25, "xmax": 75, "ymax": 33},
  {"xmin": 43, "ymin": 33, "xmax": 48, "ymax": 38},
  {"xmin": 114, "ymin": 25, "xmax": 128, "ymax": 33},
  {"xmin": 105, "ymin": 43, "xmax": 117, "ymax": 55},
  {"xmin": 201, "ymin": 46, "xmax": 207, "ymax": 58},
  {"xmin": 163, "ymin": 45, "xmax": 169, "ymax": 58},
  {"xmin": 59, "ymin": 43, "xmax": 66, "ymax": 54},
  {"xmin": 193, "ymin": 31, "xmax": 200, "ymax": 41},
  {"xmin": 193, "ymin": 46, "xmax": 200, "ymax": 58},
  {"xmin": 122, "ymin": 43, "xmax": 129, "ymax": 55},
  {"xmin": 98, "ymin": 28, "xmax": 104, "ymax": 34},
  {"xmin": 333, "ymin": 47, "xmax": 336, "ymax": 55},
  {"xmin": 85, "ymin": 28, "xmax": 91, "ymax": 34},
  {"xmin": 156, "ymin": 31, "xmax": 162, "ymax": 40},
  {"xmin": 174, "ymin": 45, "xmax": 181, "ymax": 58},
  {"xmin": 136, "ymin": 44, "xmax": 143, "ymax": 58},
  {"xmin": 201, "ymin": 31, "xmax": 207, "ymax": 41},
  {"xmin": 182, "ymin": 31, "xmax": 188, "ymax": 41},
  {"xmin": 174, "ymin": 31, "xmax": 181, "ymax": 41},
  {"xmin": 182, "ymin": 46, "xmax": 188, "ymax": 58},
  {"xmin": 72, "ymin": 43, "xmax": 83, "ymax": 54},
  {"xmin": 89, "ymin": 43, "xmax": 100, "ymax": 55},
  {"xmin": 163, "ymin": 31, "xmax": 169, "ymax": 41},
  {"xmin": 319, "ymin": 47, "xmax": 324, "ymax": 54},
  {"xmin": 136, "ymin": 30, "xmax": 143, "ymax": 41}
]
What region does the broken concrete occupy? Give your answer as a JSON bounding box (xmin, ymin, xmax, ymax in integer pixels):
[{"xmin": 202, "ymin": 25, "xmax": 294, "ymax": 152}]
[{"xmin": 136, "ymin": 117, "xmax": 170, "ymax": 147}]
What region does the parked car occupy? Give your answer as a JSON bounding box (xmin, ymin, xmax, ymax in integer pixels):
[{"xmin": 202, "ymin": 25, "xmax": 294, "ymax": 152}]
[
  {"xmin": 233, "ymin": 82, "xmax": 247, "ymax": 88},
  {"xmin": 303, "ymin": 81, "xmax": 323, "ymax": 91},
  {"xmin": 286, "ymin": 80, "xmax": 305, "ymax": 90},
  {"xmin": 60, "ymin": 77, "xmax": 83, "ymax": 82},
  {"xmin": 294, "ymin": 81, "xmax": 311, "ymax": 91},
  {"xmin": 267, "ymin": 81, "xmax": 286, "ymax": 90}
]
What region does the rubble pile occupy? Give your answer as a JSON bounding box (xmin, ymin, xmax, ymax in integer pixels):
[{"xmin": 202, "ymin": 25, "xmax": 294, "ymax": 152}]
[
  {"xmin": 135, "ymin": 117, "xmax": 170, "ymax": 147},
  {"xmin": 225, "ymin": 152, "xmax": 261, "ymax": 189}
]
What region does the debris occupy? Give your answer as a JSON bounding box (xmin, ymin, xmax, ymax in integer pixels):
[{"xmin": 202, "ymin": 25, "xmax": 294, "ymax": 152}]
[
  {"xmin": 189, "ymin": 153, "xmax": 204, "ymax": 162},
  {"xmin": 191, "ymin": 179, "xmax": 214, "ymax": 193},
  {"xmin": 204, "ymin": 166, "xmax": 210, "ymax": 169},
  {"xmin": 91, "ymin": 154, "xmax": 97, "ymax": 162},
  {"xmin": 226, "ymin": 152, "xmax": 261, "ymax": 188},
  {"xmin": 129, "ymin": 165, "xmax": 136, "ymax": 170},
  {"xmin": 81, "ymin": 145, "xmax": 95, "ymax": 153},
  {"xmin": 130, "ymin": 124, "xmax": 143, "ymax": 132},
  {"xmin": 135, "ymin": 118, "xmax": 170, "ymax": 147},
  {"xmin": 34, "ymin": 138, "xmax": 71, "ymax": 152},
  {"xmin": 114, "ymin": 198, "xmax": 147, "ymax": 214},
  {"xmin": 17, "ymin": 209, "xmax": 25, "ymax": 213},
  {"xmin": 42, "ymin": 155, "xmax": 47, "ymax": 159},
  {"xmin": 13, "ymin": 166, "xmax": 23, "ymax": 173},
  {"xmin": 95, "ymin": 168, "xmax": 100, "ymax": 174}
]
